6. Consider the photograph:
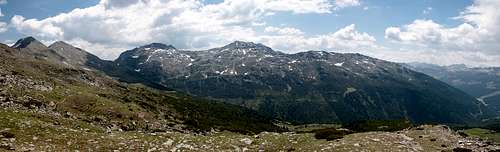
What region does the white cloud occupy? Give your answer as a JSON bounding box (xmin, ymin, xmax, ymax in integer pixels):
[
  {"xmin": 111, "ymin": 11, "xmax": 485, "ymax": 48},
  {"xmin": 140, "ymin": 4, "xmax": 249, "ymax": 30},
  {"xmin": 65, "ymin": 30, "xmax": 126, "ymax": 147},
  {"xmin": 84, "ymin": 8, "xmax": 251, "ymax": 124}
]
[
  {"xmin": 385, "ymin": 19, "xmax": 478, "ymax": 48},
  {"xmin": 264, "ymin": 26, "xmax": 304, "ymax": 35},
  {"xmin": 9, "ymin": 0, "xmax": 362, "ymax": 60},
  {"xmin": 334, "ymin": 0, "xmax": 360, "ymax": 9},
  {"xmin": 260, "ymin": 24, "xmax": 378, "ymax": 53},
  {"xmin": 385, "ymin": 0, "xmax": 500, "ymax": 66},
  {"xmin": 0, "ymin": 22, "xmax": 7, "ymax": 33},
  {"xmin": 372, "ymin": 47, "xmax": 500, "ymax": 67},
  {"xmin": 0, "ymin": 0, "xmax": 6, "ymax": 33}
]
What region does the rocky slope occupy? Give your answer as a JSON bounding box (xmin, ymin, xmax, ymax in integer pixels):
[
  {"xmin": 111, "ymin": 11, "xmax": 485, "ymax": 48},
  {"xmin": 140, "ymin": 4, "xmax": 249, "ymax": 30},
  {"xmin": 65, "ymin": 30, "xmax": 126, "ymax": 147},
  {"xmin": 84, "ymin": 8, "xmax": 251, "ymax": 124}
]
[
  {"xmin": 406, "ymin": 63, "xmax": 500, "ymax": 115},
  {"xmin": 114, "ymin": 41, "xmax": 488, "ymax": 124},
  {"xmin": 11, "ymin": 37, "xmax": 66, "ymax": 65},
  {"xmin": 10, "ymin": 37, "xmax": 112, "ymax": 71}
]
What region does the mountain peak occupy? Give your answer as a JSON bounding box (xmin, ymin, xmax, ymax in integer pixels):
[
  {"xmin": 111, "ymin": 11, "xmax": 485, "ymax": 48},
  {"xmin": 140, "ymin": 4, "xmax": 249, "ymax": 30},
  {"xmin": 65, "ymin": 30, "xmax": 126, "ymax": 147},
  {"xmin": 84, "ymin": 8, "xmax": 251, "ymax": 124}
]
[
  {"xmin": 49, "ymin": 41, "xmax": 71, "ymax": 47},
  {"xmin": 219, "ymin": 41, "xmax": 278, "ymax": 55},
  {"xmin": 224, "ymin": 41, "xmax": 264, "ymax": 49},
  {"xmin": 48, "ymin": 41, "xmax": 82, "ymax": 52},
  {"xmin": 140, "ymin": 43, "xmax": 176, "ymax": 50},
  {"xmin": 12, "ymin": 36, "xmax": 47, "ymax": 49}
]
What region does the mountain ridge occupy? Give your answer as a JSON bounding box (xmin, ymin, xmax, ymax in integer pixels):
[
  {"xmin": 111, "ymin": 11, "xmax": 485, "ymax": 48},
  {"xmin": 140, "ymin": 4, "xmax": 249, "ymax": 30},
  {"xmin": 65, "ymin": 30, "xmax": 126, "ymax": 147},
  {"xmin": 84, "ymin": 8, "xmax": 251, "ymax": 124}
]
[
  {"xmin": 112, "ymin": 39, "xmax": 489, "ymax": 124},
  {"xmin": 7, "ymin": 36, "xmax": 492, "ymax": 125},
  {"xmin": 0, "ymin": 39, "xmax": 284, "ymax": 134}
]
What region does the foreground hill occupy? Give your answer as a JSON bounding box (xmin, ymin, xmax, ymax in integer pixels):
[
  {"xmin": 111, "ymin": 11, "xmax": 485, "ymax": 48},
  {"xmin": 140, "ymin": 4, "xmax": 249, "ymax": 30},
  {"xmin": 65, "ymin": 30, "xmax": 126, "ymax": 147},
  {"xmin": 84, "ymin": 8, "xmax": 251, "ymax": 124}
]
[
  {"xmin": 1, "ymin": 111, "xmax": 498, "ymax": 151},
  {"xmin": 406, "ymin": 63, "xmax": 500, "ymax": 115},
  {"xmin": 114, "ymin": 41, "xmax": 488, "ymax": 124}
]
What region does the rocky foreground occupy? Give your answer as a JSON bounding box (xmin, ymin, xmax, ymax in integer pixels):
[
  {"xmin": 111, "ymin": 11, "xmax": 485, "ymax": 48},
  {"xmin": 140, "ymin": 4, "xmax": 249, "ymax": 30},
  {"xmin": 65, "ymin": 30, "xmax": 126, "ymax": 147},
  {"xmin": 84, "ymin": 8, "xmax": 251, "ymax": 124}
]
[{"xmin": 1, "ymin": 104, "xmax": 498, "ymax": 152}]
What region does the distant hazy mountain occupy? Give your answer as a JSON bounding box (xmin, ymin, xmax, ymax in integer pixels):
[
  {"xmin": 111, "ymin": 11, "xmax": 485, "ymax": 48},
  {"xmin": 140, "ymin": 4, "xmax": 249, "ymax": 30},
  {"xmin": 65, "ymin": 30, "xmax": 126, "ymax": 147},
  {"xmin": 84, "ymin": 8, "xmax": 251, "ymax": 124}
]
[
  {"xmin": 113, "ymin": 41, "xmax": 488, "ymax": 124},
  {"xmin": 406, "ymin": 62, "xmax": 500, "ymax": 115}
]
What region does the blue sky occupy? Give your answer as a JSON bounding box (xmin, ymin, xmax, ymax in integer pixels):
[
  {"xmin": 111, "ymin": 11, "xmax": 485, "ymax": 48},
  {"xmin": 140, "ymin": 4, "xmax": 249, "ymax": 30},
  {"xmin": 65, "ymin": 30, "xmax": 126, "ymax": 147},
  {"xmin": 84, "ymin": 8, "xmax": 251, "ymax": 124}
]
[
  {"xmin": 262, "ymin": 0, "xmax": 470, "ymax": 37},
  {"xmin": 1, "ymin": 0, "xmax": 471, "ymax": 41},
  {"xmin": 1, "ymin": 0, "xmax": 499, "ymax": 66}
]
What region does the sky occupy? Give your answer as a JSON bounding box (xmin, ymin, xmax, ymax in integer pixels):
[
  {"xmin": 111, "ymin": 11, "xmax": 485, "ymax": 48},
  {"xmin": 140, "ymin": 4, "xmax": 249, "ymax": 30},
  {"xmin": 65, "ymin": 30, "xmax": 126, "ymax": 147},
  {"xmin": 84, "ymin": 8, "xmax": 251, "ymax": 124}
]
[{"xmin": 0, "ymin": 0, "xmax": 499, "ymax": 67}]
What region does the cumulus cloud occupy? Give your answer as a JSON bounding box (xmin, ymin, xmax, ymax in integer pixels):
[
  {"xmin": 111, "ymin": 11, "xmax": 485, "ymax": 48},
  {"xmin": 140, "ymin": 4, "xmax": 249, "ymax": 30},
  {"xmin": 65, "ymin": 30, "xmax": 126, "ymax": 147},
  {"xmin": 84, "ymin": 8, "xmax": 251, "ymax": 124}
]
[
  {"xmin": 10, "ymin": 0, "xmax": 365, "ymax": 60},
  {"xmin": 385, "ymin": 19, "xmax": 479, "ymax": 50},
  {"xmin": 385, "ymin": 0, "xmax": 500, "ymax": 66},
  {"xmin": 260, "ymin": 24, "xmax": 378, "ymax": 53}
]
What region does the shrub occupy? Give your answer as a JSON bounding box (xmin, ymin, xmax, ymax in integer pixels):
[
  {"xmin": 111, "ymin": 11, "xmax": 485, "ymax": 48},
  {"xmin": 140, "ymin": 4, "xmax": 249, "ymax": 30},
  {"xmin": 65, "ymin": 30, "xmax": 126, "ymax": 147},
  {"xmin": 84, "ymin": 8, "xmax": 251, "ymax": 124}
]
[
  {"xmin": 313, "ymin": 128, "xmax": 352, "ymax": 141},
  {"xmin": 453, "ymin": 147, "xmax": 473, "ymax": 152}
]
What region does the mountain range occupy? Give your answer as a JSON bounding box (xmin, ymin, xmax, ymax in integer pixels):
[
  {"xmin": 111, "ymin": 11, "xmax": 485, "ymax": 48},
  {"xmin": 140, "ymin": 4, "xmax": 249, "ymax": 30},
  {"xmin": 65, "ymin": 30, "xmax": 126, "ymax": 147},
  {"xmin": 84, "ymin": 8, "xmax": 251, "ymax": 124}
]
[
  {"xmin": 2, "ymin": 37, "xmax": 283, "ymax": 134},
  {"xmin": 4, "ymin": 36, "xmax": 492, "ymax": 125},
  {"xmin": 406, "ymin": 62, "xmax": 500, "ymax": 116}
]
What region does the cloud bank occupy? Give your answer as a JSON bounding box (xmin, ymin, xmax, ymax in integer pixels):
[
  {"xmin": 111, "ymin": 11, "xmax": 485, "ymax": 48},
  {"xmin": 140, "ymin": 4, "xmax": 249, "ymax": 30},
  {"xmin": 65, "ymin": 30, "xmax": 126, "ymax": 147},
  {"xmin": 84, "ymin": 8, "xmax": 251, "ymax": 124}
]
[
  {"xmin": 6, "ymin": 0, "xmax": 500, "ymax": 66},
  {"xmin": 385, "ymin": 0, "xmax": 500, "ymax": 66},
  {"xmin": 9, "ymin": 0, "xmax": 367, "ymax": 59}
]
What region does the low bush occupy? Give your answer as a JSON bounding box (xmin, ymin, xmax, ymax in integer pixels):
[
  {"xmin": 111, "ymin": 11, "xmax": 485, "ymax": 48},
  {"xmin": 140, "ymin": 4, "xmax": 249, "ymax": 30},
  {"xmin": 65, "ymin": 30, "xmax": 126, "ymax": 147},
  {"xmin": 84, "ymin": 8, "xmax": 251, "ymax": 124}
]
[{"xmin": 313, "ymin": 128, "xmax": 352, "ymax": 141}]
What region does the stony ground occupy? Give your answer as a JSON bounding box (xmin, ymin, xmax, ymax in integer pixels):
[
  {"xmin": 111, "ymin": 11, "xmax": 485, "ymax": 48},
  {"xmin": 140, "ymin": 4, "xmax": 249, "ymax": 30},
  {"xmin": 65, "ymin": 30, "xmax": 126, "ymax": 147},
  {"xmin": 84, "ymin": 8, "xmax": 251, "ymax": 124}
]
[{"xmin": 1, "ymin": 104, "xmax": 499, "ymax": 152}]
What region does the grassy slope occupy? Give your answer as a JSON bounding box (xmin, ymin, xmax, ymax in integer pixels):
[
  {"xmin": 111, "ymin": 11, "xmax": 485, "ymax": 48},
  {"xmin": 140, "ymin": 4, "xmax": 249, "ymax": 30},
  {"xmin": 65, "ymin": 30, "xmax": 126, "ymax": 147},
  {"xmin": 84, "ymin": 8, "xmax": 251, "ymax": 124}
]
[
  {"xmin": 464, "ymin": 128, "xmax": 500, "ymax": 143},
  {"xmin": 2, "ymin": 111, "xmax": 494, "ymax": 152}
]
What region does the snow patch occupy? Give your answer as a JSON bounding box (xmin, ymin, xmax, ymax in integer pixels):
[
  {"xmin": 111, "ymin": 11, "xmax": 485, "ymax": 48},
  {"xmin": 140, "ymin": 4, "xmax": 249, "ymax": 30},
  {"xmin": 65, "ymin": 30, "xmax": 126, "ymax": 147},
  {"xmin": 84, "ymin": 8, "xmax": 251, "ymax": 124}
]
[{"xmin": 334, "ymin": 62, "xmax": 344, "ymax": 67}]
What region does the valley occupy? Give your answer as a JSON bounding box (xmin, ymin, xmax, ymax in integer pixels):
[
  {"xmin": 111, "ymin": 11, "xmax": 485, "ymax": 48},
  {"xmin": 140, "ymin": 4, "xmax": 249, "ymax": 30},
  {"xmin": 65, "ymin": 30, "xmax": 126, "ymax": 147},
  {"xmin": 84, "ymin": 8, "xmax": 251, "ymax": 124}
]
[{"xmin": 406, "ymin": 63, "xmax": 500, "ymax": 115}]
